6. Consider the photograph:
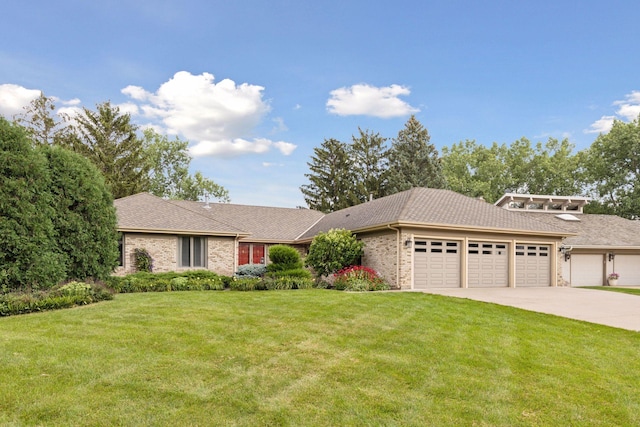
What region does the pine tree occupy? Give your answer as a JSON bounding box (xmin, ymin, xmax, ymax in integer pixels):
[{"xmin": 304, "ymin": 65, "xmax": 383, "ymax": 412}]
[
  {"xmin": 61, "ymin": 102, "xmax": 150, "ymax": 199},
  {"xmin": 300, "ymin": 138, "xmax": 358, "ymax": 213},
  {"xmin": 387, "ymin": 115, "xmax": 447, "ymax": 193},
  {"xmin": 350, "ymin": 127, "xmax": 389, "ymax": 202}
]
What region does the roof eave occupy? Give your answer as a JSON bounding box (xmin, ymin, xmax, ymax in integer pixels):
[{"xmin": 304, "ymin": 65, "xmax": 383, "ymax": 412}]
[{"xmin": 118, "ymin": 227, "xmax": 250, "ymax": 237}]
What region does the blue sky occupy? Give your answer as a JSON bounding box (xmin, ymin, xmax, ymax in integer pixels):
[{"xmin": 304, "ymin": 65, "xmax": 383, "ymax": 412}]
[{"xmin": 1, "ymin": 1, "xmax": 639, "ymax": 207}]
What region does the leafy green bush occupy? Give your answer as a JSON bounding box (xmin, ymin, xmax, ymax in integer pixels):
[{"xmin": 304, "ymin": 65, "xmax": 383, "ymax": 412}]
[
  {"xmin": 262, "ymin": 276, "xmax": 315, "ymax": 290},
  {"xmin": 265, "ymin": 268, "xmax": 312, "ymax": 279},
  {"xmin": 0, "ymin": 282, "xmax": 114, "ymax": 317},
  {"xmin": 107, "ymin": 271, "xmax": 224, "ymax": 293},
  {"xmin": 305, "ymin": 229, "xmax": 364, "ymax": 278},
  {"xmin": 333, "ymin": 266, "xmax": 391, "ymax": 292},
  {"xmin": 266, "ymin": 245, "xmax": 303, "ymax": 272},
  {"xmin": 229, "ymin": 277, "xmax": 262, "ymax": 291},
  {"xmin": 134, "ymin": 248, "xmax": 154, "ymax": 272},
  {"xmin": 235, "ymin": 264, "xmax": 267, "ymax": 278}
]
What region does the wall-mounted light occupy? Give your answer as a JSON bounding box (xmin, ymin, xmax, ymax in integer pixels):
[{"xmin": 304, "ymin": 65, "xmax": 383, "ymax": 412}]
[
  {"xmin": 608, "ymin": 253, "xmax": 615, "ymax": 262},
  {"xmin": 564, "ymin": 253, "xmax": 571, "ymax": 261},
  {"xmin": 404, "ymin": 240, "xmax": 412, "ymax": 249}
]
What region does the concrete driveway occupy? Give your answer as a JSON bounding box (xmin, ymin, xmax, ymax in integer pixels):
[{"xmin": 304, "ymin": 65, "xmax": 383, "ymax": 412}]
[{"xmin": 420, "ymin": 287, "xmax": 640, "ymax": 332}]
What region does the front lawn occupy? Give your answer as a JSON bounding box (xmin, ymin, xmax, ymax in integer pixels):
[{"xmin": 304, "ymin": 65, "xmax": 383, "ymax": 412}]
[{"xmin": 1, "ymin": 290, "xmax": 639, "ymax": 426}]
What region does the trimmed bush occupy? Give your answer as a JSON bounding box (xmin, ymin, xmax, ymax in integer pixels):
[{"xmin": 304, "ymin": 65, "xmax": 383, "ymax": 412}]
[
  {"xmin": 265, "ymin": 268, "xmax": 312, "ymax": 279},
  {"xmin": 107, "ymin": 271, "xmax": 224, "ymax": 293},
  {"xmin": 262, "ymin": 276, "xmax": 315, "ymax": 290},
  {"xmin": 235, "ymin": 264, "xmax": 267, "ymax": 278},
  {"xmin": 266, "ymin": 245, "xmax": 303, "ymax": 272},
  {"xmin": 0, "ymin": 282, "xmax": 114, "ymax": 317},
  {"xmin": 229, "ymin": 277, "xmax": 262, "ymax": 291}
]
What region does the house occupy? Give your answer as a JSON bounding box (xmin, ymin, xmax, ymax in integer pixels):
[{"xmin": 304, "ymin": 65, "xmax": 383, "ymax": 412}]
[
  {"xmin": 496, "ymin": 193, "xmax": 640, "ymax": 286},
  {"xmin": 116, "ymin": 188, "xmax": 584, "ymax": 288}
]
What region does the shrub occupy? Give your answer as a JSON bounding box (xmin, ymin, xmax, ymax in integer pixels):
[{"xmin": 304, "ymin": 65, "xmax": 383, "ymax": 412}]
[
  {"xmin": 266, "ymin": 245, "xmax": 303, "ymax": 272},
  {"xmin": 333, "ymin": 266, "xmax": 390, "ymax": 292},
  {"xmin": 229, "ymin": 277, "xmax": 262, "ymax": 291},
  {"xmin": 306, "ymin": 229, "xmax": 364, "ymax": 278},
  {"xmin": 261, "ymin": 276, "xmax": 315, "ymax": 290},
  {"xmin": 0, "ymin": 282, "xmax": 114, "ymax": 317},
  {"xmin": 134, "ymin": 248, "xmax": 154, "ymax": 273},
  {"xmin": 107, "ymin": 271, "xmax": 224, "ymax": 293},
  {"xmin": 265, "ymin": 268, "xmax": 312, "ymax": 279},
  {"xmin": 235, "ymin": 264, "xmax": 267, "ymax": 278}
]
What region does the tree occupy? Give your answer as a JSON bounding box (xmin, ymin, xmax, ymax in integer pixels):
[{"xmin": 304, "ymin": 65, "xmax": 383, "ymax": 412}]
[
  {"xmin": 0, "ymin": 118, "xmax": 65, "ymax": 290},
  {"xmin": 305, "ymin": 229, "xmax": 364, "ymax": 278},
  {"xmin": 301, "ymin": 138, "xmax": 359, "ymax": 213},
  {"xmin": 441, "ymin": 137, "xmax": 584, "ymax": 203},
  {"xmin": 142, "ymin": 129, "xmax": 229, "ymax": 201},
  {"xmin": 583, "ymin": 117, "xmax": 640, "ymax": 218},
  {"xmin": 61, "ymin": 102, "xmax": 149, "ymax": 199},
  {"xmin": 39, "ymin": 145, "xmax": 120, "ymax": 281},
  {"xmin": 387, "ymin": 115, "xmax": 447, "ymax": 193},
  {"xmin": 350, "ymin": 127, "xmax": 389, "ymax": 202},
  {"xmin": 14, "ymin": 92, "xmax": 68, "ymax": 146}
]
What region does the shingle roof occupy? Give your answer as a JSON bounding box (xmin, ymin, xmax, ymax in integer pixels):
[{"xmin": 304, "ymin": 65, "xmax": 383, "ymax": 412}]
[
  {"xmin": 170, "ymin": 199, "xmax": 325, "ymax": 242},
  {"xmin": 298, "ymin": 188, "xmax": 573, "ymax": 240},
  {"xmin": 114, "ymin": 193, "xmax": 246, "ymax": 235},
  {"xmin": 515, "ymin": 212, "xmax": 640, "ymax": 247}
]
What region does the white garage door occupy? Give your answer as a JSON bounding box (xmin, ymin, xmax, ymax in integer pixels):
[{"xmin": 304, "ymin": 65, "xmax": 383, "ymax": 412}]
[
  {"xmin": 468, "ymin": 242, "xmax": 509, "ymax": 287},
  {"xmin": 570, "ymin": 254, "xmax": 604, "ymax": 286},
  {"xmin": 413, "ymin": 240, "xmax": 460, "ymax": 288},
  {"xmin": 614, "ymin": 255, "xmax": 640, "ymax": 286},
  {"xmin": 515, "ymin": 245, "xmax": 551, "ymax": 287}
]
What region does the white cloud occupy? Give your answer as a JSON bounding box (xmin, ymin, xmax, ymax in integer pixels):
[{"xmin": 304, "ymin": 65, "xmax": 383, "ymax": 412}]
[
  {"xmin": 614, "ymin": 91, "xmax": 640, "ymax": 121},
  {"xmin": 586, "ymin": 90, "xmax": 640, "ymax": 134},
  {"xmin": 585, "ymin": 116, "xmax": 616, "ymax": 134},
  {"xmin": 326, "ymin": 83, "xmax": 420, "ymax": 118},
  {"xmin": 271, "ymin": 117, "xmax": 288, "ymax": 133},
  {"xmin": 0, "ymin": 84, "xmax": 40, "ymax": 118},
  {"xmin": 122, "ymin": 71, "xmax": 296, "ymax": 157}
]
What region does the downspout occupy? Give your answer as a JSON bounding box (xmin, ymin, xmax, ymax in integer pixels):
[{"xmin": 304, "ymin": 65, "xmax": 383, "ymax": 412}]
[
  {"xmin": 233, "ymin": 234, "xmax": 241, "ymax": 274},
  {"xmin": 387, "ymin": 225, "xmax": 402, "ymax": 290}
]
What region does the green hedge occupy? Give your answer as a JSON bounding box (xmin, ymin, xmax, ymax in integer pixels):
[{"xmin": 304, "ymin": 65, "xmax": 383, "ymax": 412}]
[
  {"xmin": 0, "ymin": 282, "xmax": 114, "ymax": 317},
  {"xmin": 107, "ymin": 270, "xmax": 226, "ymax": 293}
]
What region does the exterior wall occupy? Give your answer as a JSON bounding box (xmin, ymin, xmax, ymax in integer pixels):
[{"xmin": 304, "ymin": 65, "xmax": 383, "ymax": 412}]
[
  {"xmin": 360, "ymin": 230, "xmax": 400, "ymax": 288},
  {"xmin": 115, "ymin": 233, "xmax": 235, "ymax": 276}
]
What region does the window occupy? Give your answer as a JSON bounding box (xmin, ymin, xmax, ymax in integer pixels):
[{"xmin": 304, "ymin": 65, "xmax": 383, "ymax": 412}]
[
  {"xmin": 117, "ymin": 234, "xmax": 124, "ymax": 267},
  {"xmin": 179, "ymin": 236, "xmax": 207, "ymax": 268}
]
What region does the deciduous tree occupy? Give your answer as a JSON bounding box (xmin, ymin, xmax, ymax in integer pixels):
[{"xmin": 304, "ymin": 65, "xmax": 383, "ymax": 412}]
[{"xmin": 583, "ymin": 117, "xmax": 640, "ymax": 218}]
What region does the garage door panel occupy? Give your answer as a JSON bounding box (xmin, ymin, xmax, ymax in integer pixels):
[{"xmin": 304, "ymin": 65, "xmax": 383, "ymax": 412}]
[
  {"xmin": 614, "ymin": 255, "xmax": 640, "ymax": 286},
  {"xmin": 413, "ymin": 240, "xmax": 460, "ymax": 289},
  {"xmin": 570, "ymin": 254, "xmax": 604, "ymax": 286},
  {"xmin": 516, "ymin": 245, "xmax": 551, "ymax": 287},
  {"xmin": 468, "ymin": 242, "xmax": 509, "ymax": 287}
]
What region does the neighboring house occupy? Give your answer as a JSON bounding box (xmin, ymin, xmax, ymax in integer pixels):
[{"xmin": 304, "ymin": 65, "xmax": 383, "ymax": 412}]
[
  {"xmin": 115, "ymin": 188, "xmax": 584, "ymax": 289},
  {"xmin": 496, "ymin": 193, "xmax": 640, "ymax": 286}
]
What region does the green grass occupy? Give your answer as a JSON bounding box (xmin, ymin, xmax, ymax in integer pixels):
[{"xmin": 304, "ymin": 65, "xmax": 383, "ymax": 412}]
[
  {"xmin": 584, "ymin": 286, "xmax": 640, "ymax": 296},
  {"xmin": 1, "ymin": 290, "xmax": 639, "ymax": 426}
]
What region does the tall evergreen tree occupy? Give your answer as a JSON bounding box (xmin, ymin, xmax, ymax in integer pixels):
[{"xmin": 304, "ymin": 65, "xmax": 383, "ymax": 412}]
[
  {"xmin": 14, "ymin": 92, "xmax": 69, "ymax": 146},
  {"xmin": 350, "ymin": 127, "xmax": 389, "ymax": 202},
  {"xmin": 0, "ymin": 118, "xmax": 65, "ymax": 290},
  {"xmin": 301, "ymin": 138, "xmax": 358, "ymax": 213},
  {"xmin": 61, "ymin": 102, "xmax": 149, "ymax": 199},
  {"xmin": 39, "ymin": 145, "xmax": 120, "ymax": 281},
  {"xmin": 386, "ymin": 115, "xmax": 447, "ymax": 193}
]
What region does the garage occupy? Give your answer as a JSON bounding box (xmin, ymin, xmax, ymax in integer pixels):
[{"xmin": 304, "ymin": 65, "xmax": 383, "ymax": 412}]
[
  {"xmin": 567, "ymin": 254, "xmax": 604, "ymax": 286},
  {"xmin": 413, "ymin": 240, "xmax": 460, "ymax": 289},
  {"xmin": 613, "ymin": 255, "xmax": 640, "ymax": 286},
  {"xmin": 467, "ymin": 242, "xmax": 509, "ymax": 287},
  {"xmin": 515, "ymin": 244, "xmax": 551, "ymax": 287}
]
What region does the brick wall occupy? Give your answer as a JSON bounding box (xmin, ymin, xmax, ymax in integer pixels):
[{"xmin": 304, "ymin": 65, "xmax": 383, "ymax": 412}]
[
  {"xmin": 114, "ymin": 233, "xmax": 235, "ymax": 276},
  {"xmin": 360, "ymin": 231, "xmax": 399, "ymax": 289}
]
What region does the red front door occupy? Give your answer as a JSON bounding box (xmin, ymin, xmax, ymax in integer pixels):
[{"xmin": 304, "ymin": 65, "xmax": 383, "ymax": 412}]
[
  {"xmin": 253, "ymin": 244, "xmax": 265, "ymax": 265},
  {"xmin": 238, "ymin": 243, "xmax": 250, "ymax": 265}
]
